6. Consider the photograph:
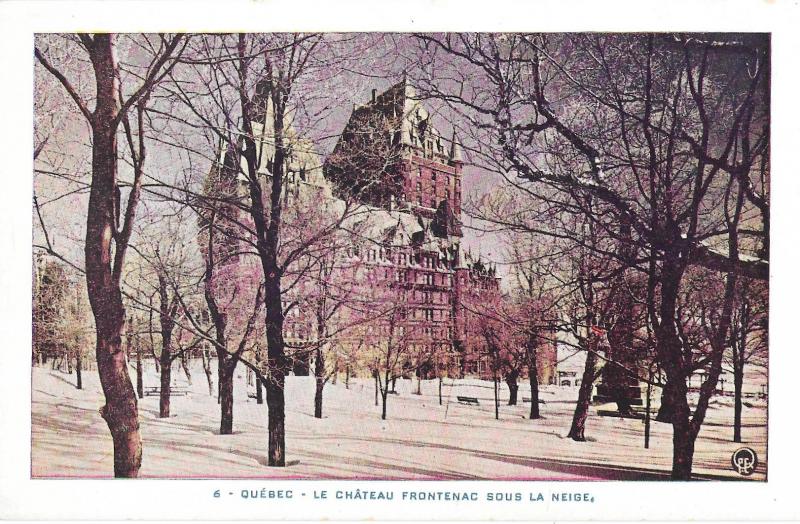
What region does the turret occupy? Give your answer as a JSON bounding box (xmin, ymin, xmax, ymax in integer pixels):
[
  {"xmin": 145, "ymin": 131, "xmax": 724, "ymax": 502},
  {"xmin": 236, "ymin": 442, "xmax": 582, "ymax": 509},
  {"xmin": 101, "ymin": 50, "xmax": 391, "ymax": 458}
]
[{"xmin": 449, "ymin": 131, "xmax": 464, "ymax": 166}]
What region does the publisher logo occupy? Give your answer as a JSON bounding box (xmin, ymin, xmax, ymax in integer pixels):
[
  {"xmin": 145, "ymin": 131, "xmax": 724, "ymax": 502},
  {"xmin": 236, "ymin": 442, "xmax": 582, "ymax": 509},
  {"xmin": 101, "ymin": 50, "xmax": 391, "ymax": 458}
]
[{"xmin": 731, "ymin": 447, "xmax": 758, "ymax": 476}]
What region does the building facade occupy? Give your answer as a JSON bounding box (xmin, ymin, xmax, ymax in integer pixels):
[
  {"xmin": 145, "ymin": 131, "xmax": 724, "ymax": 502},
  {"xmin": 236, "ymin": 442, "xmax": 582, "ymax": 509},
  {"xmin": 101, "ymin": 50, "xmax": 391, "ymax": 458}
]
[
  {"xmin": 324, "ymin": 81, "xmax": 558, "ymax": 380},
  {"xmin": 204, "ymin": 79, "xmax": 556, "ymax": 380}
]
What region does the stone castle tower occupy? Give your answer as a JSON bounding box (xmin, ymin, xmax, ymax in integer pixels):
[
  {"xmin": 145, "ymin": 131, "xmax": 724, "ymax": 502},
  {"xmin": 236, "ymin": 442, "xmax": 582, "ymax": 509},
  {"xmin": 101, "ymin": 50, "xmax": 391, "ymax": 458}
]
[{"xmin": 324, "ymin": 79, "xmax": 464, "ymax": 238}]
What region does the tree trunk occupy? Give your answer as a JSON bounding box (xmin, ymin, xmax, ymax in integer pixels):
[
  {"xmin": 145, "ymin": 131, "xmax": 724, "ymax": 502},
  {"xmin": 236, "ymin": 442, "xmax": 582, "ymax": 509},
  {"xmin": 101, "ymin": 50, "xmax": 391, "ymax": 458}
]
[
  {"xmin": 526, "ymin": 332, "xmax": 542, "ymax": 419},
  {"xmin": 181, "ymin": 353, "xmax": 192, "ymax": 385},
  {"xmin": 671, "ymin": 423, "xmax": 696, "ymax": 480},
  {"xmin": 84, "ymin": 34, "xmax": 141, "ymax": 477},
  {"xmin": 656, "ymin": 379, "xmax": 678, "ymax": 423},
  {"xmin": 314, "ymin": 347, "xmax": 324, "ymax": 419},
  {"xmin": 157, "ymin": 273, "xmax": 176, "ymax": 419},
  {"xmin": 159, "ymin": 349, "xmax": 171, "ymax": 418},
  {"xmin": 493, "ymin": 367, "xmax": 499, "ymax": 420},
  {"xmin": 670, "ymin": 385, "xmax": 695, "ymax": 480},
  {"xmin": 95, "ymin": 314, "xmax": 142, "ymax": 478},
  {"xmin": 605, "ymin": 218, "xmax": 636, "ymax": 417},
  {"xmin": 76, "ymin": 352, "xmax": 83, "ymax": 390},
  {"xmin": 644, "ymin": 366, "xmax": 653, "ymax": 449},
  {"xmin": 438, "ymin": 376, "xmax": 443, "ymax": 406},
  {"xmin": 136, "ymin": 342, "xmax": 144, "ymax": 399},
  {"xmin": 201, "ymin": 349, "xmax": 214, "ymax": 396},
  {"xmin": 216, "ymin": 354, "xmax": 222, "ymax": 404},
  {"xmin": 528, "ymin": 364, "xmax": 541, "ymax": 419},
  {"xmin": 374, "ymin": 370, "xmax": 379, "ymax": 406},
  {"xmin": 381, "ymin": 390, "xmax": 388, "ymax": 420},
  {"xmin": 265, "ymin": 364, "xmax": 287, "ymax": 466},
  {"xmin": 345, "ymin": 365, "xmax": 350, "ymax": 389},
  {"xmin": 732, "ymin": 327, "xmax": 745, "ymax": 443},
  {"xmin": 219, "ymin": 362, "xmax": 234, "ymax": 435},
  {"xmin": 249, "ymin": 91, "xmax": 292, "ymax": 464},
  {"xmin": 264, "ymin": 275, "xmax": 287, "ymax": 467},
  {"xmin": 733, "ymin": 362, "xmax": 744, "ymax": 443},
  {"xmin": 506, "ymin": 370, "xmax": 519, "ymax": 406},
  {"xmin": 568, "ymin": 349, "xmax": 598, "ymax": 441},
  {"xmin": 253, "ymin": 351, "xmax": 263, "ymax": 404}
]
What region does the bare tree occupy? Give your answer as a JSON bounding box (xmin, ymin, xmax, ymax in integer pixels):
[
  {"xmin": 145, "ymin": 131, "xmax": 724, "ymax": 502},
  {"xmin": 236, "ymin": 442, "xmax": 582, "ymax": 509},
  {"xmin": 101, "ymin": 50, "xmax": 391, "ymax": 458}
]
[
  {"xmin": 412, "ymin": 32, "xmax": 768, "ymax": 479},
  {"xmin": 726, "ymin": 278, "xmax": 768, "ymax": 443},
  {"xmin": 35, "ymin": 34, "xmax": 186, "ymax": 476}
]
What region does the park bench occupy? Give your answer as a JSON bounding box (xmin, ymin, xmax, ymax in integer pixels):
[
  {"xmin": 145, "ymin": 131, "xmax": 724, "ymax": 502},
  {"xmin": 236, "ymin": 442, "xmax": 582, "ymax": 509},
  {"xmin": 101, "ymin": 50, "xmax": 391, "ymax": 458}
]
[
  {"xmin": 456, "ymin": 396, "xmax": 479, "ymax": 406},
  {"xmin": 144, "ymin": 386, "xmax": 189, "ymax": 397},
  {"xmin": 597, "ymin": 405, "xmax": 657, "ymax": 420},
  {"xmin": 522, "ymin": 396, "xmax": 546, "ymax": 404}
]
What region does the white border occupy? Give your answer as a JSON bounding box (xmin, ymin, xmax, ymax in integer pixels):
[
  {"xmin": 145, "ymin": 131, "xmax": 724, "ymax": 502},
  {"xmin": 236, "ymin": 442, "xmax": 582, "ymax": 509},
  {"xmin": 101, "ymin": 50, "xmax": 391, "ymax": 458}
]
[{"xmin": 2, "ymin": 0, "xmax": 799, "ymax": 520}]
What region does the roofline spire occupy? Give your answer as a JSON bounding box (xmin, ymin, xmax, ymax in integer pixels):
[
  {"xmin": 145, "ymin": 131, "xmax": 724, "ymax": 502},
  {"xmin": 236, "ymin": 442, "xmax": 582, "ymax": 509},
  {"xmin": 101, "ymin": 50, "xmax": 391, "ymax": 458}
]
[{"xmin": 449, "ymin": 130, "xmax": 464, "ymax": 164}]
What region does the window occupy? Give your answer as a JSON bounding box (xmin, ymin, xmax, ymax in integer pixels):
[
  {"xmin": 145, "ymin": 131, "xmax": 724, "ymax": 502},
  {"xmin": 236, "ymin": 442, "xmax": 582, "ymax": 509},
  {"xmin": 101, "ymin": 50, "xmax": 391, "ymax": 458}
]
[{"xmin": 431, "ymin": 171, "xmax": 437, "ymax": 181}]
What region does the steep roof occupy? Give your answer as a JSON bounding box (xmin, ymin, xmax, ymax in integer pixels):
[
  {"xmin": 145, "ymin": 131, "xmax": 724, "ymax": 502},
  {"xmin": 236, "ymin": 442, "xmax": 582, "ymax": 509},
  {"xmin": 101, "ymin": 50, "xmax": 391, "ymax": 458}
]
[{"xmin": 345, "ymin": 79, "xmax": 464, "ymax": 164}]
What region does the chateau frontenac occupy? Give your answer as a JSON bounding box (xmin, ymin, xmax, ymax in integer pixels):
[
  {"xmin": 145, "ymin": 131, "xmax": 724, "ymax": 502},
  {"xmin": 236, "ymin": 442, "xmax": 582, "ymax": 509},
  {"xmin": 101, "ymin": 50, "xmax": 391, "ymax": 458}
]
[{"xmin": 206, "ymin": 79, "xmax": 557, "ymax": 382}]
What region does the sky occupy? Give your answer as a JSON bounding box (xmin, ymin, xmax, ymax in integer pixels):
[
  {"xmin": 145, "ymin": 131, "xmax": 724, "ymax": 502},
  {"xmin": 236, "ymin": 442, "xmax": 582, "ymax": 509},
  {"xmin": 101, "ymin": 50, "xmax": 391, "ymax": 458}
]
[{"xmin": 33, "ymin": 33, "xmax": 509, "ymax": 284}]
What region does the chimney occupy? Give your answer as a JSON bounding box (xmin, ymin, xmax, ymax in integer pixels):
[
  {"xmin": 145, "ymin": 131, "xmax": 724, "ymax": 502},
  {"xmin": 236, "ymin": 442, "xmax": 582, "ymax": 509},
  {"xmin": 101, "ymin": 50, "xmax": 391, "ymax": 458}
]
[{"xmin": 371, "ymin": 89, "xmax": 377, "ymax": 104}]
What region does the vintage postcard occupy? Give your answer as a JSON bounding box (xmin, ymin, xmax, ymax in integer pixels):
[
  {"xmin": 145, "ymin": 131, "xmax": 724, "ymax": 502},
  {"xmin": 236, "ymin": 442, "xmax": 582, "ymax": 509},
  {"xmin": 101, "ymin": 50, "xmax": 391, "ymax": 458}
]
[{"xmin": 2, "ymin": 0, "xmax": 799, "ymax": 521}]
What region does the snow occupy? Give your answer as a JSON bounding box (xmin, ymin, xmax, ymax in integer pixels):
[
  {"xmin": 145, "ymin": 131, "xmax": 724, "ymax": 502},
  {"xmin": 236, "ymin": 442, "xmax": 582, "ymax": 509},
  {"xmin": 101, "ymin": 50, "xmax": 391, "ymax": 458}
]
[{"xmin": 31, "ymin": 363, "xmax": 767, "ymax": 480}]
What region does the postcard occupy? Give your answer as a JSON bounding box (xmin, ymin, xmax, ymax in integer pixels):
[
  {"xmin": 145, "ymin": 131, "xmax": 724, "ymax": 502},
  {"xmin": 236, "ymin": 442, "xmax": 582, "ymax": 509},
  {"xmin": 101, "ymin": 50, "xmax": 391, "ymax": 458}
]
[{"xmin": 1, "ymin": 0, "xmax": 799, "ymax": 521}]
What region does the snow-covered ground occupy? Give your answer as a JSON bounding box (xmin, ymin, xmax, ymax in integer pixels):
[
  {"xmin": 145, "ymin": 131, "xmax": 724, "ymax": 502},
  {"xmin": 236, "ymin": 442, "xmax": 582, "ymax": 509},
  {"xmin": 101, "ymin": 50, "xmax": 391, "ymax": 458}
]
[{"xmin": 30, "ymin": 363, "xmax": 767, "ymax": 480}]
